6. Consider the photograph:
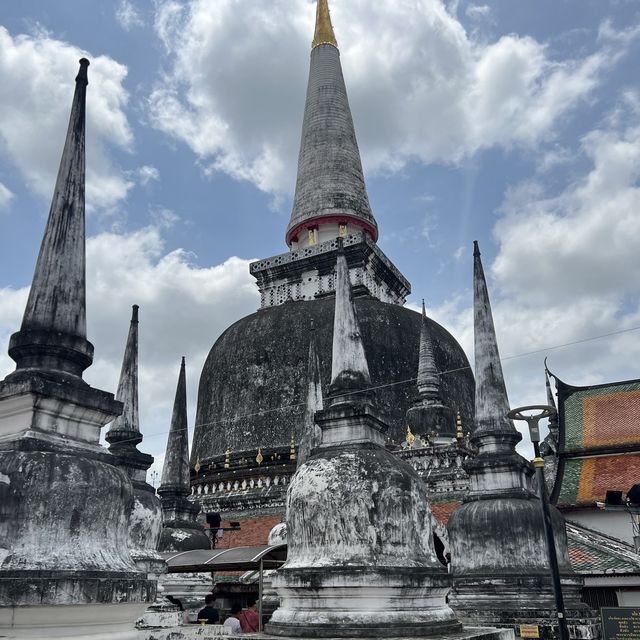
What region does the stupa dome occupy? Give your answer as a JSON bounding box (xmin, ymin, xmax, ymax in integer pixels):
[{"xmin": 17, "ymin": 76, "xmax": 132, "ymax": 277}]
[{"xmin": 192, "ymin": 296, "xmax": 474, "ymax": 463}]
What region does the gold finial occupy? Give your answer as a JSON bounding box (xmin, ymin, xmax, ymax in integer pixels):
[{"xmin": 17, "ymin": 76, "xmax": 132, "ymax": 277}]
[
  {"xmin": 312, "ymin": 0, "xmax": 338, "ymax": 49},
  {"xmin": 194, "ymin": 457, "xmax": 201, "ymax": 474},
  {"xmin": 456, "ymin": 412, "xmax": 464, "ymax": 440},
  {"xmin": 405, "ymin": 425, "xmax": 416, "ymax": 446},
  {"xmin": 256, "ymin": 448, "xmax": 264, "ymax": 465},
  {"xmin": 224, "ymin": 449, "xmax": 231, "ymax": 469},
  {"xmin": 290, "ymin": 434, "xmax": 297, "ymax": 461}
]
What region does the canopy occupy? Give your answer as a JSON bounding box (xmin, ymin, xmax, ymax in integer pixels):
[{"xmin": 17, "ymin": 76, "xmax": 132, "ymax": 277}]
[{"xmin": 160, "ymin": 544, "xmax": 287, "ymax": 573}]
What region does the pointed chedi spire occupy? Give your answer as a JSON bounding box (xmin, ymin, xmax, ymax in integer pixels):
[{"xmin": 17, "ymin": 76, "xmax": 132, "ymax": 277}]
[
  {"xmin": 159, "ymin": 357, "xmax": 190, "ymax": 493},
  {"xmin": 297, "ymin": 322, "xmax": 324, "ymax": 465},
  {"xmin": 405, "ymin": 299, "xmax": 456, "ymax": 438},
  {"xmin": 417, "ymin": 300, "xmax": 441, "ymax": 400},
  {"xmin": 447, "ymin": 243, "xmax": 582, "ymax": 634},
  {"xmin": 8, "ymin": 59, "xmax": 93, "ymax": 380},
  {"xmin": 286, "ymin": 0, "xmax": 378, "ymax": 247},
  {"xmin": 157, "ymin": 357, "xmax": 210, "ymax": 552},
  {"xmin": 328, "ymin": 239, "xmax": 371, "ymax": 400},
  {"xmin": 312, "ymin": 0, "xmax": 338, "ymax": 48},
  {"xmin": 473, "ymin": 240, "xmax": 517, "ymax": 436},
  {"xmin": 106, "ymin": 305, "xmax": 143, "ymax": 450}
]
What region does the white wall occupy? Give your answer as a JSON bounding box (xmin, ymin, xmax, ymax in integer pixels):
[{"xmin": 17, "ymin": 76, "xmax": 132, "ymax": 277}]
[{"xmin": 565, "ymin": 510, "xmax": 635, "ymax": 545}]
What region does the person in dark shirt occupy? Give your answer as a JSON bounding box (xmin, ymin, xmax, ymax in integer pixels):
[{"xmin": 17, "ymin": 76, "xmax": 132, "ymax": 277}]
[{"xmin": 197, "ymin": 594, "xmax": 220, "ymax": 624}]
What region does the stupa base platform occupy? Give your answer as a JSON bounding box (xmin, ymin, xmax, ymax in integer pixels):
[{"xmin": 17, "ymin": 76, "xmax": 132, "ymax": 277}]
[
  {"xmin": 137, "ymin": 626, "xmax": 515, "ymax": 640},
  {"xmin": 260, "ymin": 627, "xmax": 514, "ymax": 640},
  {"xmin": 0, "ymin": 602, "xmax": 150, "ymax": 639}
]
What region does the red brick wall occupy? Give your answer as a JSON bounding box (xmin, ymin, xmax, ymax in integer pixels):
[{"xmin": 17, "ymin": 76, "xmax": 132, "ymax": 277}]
[{"xmin": 212, "ymin": 516, "xmax": 283, "ymax": 549}]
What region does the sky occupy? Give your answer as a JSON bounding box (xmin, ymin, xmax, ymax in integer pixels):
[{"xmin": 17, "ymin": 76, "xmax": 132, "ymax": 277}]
[{"xmin": 0, "ymin": 0, "xmax": 639, "ymax": 477}]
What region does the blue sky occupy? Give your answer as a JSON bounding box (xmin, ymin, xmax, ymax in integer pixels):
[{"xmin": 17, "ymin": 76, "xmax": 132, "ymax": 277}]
[{"xmin": 1, "ymin": 0, "xmax": 639, "ymax": 469}]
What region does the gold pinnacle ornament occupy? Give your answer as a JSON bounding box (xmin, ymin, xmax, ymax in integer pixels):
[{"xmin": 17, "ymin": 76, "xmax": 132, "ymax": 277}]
[
  {"xmin": 256, "ymin": 447, "xmax": 264, "ymax": 465},
  {"xmin": 194, "ymin": 457, "xmax": 201, "ymax": 474},
  {"xmin": 312, "ymin": 0, "xmax": 338, "ymax": 49},
  {"xmin": 405, "ymin": 425, "xmax": 416, "ymax": 446}
]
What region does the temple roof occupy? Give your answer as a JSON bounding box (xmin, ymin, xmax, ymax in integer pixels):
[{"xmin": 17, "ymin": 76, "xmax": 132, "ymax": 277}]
[
  {"xmin": 549, "ymin": 374, "xmax": 640, "ymax": 507},
  {"xmin": 286, "ymin": 0, "xmax": 377, "ymax": 246},
  {"xmin": 565, "ymin": 522, "xmax": 640, "ymax": 576}
]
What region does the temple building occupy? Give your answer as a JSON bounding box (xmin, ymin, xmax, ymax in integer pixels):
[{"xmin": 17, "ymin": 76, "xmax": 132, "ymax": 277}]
[{"xmin": 190, "ymin": 0, "xmax": 474, "ymax": 550}]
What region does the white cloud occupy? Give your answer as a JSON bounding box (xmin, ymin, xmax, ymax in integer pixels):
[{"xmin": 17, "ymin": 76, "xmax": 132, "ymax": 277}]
[
  {"xmin": 116, "ymin": 0, "xmax": 144, "ymax": 31},
  {"xmin": 136, "ymin": 165, "xmax": 160, "ymax": 185},
  {"xmin": 0, "ymin": 27, "xmax": 134, "ymax": 211},
  {"xmin": 0, "ymin": 226, "xmax": 259, "ymax": 462},
  {"xmin": 493, "ymin": 124, "xmax": 640, "ymax": 304},
  {"xmin": 431, "ymin": 109, "xmax": 640, "ymax": 454},
  {"xmin": 0, "ymin": 182, "xmax": 13, "ymax": 209},
  {"xmin": 465, "ymin": 4, "xmax": 491, "ymax": 20},
  {"xmin": 147, "ymin": 0, "xmax": 634, "ymax": 198}
]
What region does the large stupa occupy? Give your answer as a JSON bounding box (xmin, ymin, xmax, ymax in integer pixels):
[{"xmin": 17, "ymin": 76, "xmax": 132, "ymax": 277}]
[{"xmin": 190, "ymin": 0, "xmax": 475, "ymax": 535}]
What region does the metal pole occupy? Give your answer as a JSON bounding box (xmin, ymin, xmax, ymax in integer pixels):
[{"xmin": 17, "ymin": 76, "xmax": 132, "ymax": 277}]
[
  {"xmin": 258, "ymin": 558, "xmax": 264, "ymax": 633},
  {"xmin": 508, "ymin": 405, "xmax": 570, "ymax": 640},
  {"xmin": 532, "ymin": 439, "xmax": 570, "ymax": 640}
]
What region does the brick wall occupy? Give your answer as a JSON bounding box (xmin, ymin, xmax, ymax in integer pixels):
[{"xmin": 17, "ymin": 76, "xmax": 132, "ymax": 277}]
[{"xmin": 212, "ymin": 516, "xmax": 283, "ymax": 549}]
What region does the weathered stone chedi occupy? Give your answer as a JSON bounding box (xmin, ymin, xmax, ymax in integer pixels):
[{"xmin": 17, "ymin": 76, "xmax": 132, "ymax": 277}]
[
  {"xmin": 0, "ymin": 60, "xmax": 153, "ymax": 637},
  {"xmin": 447, "ymin": 243, "xmax": 593, "ymax": 636},
  {"xmin": 191, "ymin": 0, "xmax": 475, "ymax": 519},
  {"xmin": 266, "ymin": 244, "xmax": 461, "ymax": 638}
]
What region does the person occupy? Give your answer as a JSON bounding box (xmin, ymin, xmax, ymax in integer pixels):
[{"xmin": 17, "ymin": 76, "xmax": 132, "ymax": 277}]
[
  {"xmin": 239, "ymin": 598, "xmax": 259, "ymax": 632},
  {"xmin": 196, "ymin": 593, "xmax": 219, "ymax": 625},
  {"xmin": 223, "ymin": 603, "xmax": 242, "ymax": 634}
]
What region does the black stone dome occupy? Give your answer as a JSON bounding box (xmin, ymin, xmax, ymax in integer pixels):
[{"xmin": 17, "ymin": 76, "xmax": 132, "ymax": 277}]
[{"xmin": 192, "ymin": 297, "xmax": 474, "ymax": 462}]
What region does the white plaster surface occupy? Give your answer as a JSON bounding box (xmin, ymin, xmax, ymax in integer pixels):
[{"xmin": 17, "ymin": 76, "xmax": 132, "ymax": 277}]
[{"xmin": 0, "ymin": 602, "xmax": 149, "ymax": 639}]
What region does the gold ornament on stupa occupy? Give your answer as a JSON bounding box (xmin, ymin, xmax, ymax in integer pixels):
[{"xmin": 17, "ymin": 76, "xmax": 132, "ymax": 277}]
[
  {"xmin": 456, "ymin": 412, "xmax": 464, "ymax": 441},
  {"xmin": 312, "ymin": 0, "xmax": 338, "ymax": 49},
  {"xmin": 405, "ymin": 425, "xmax": 416, "ymax": 446},
  {"xmin": 256, "ymin": 447, "xmax": 264, "ymax": 465}
]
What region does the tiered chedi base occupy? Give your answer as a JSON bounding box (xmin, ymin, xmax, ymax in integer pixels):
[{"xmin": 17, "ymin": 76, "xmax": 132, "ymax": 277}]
[
  {"xmin": 0, "ymin": 378, "xmax": 154, "ymax": 638},
  {"xmin": 448, "ymin": 496, "xmax": 599, "ymax": 639},
  {"xmin": 266, "ymin": 440, "xmax": 461, "ymax": 638}
]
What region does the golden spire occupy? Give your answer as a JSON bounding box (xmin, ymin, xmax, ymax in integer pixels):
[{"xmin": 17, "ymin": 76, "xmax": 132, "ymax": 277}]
[
  {"xmin": 405, "ymin": 425, "xmax": 416, "ymax": 446},
  {"xmin": 194, "ymin": 456, "xmax": 201, "ymax": 474},
  {"xmin": 312, "ymin": 0, "xmax": 338, "ymax": 49},
  {"xmin": 256, "ymin": 447, "xmax": 264, "ymax": 465}
]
